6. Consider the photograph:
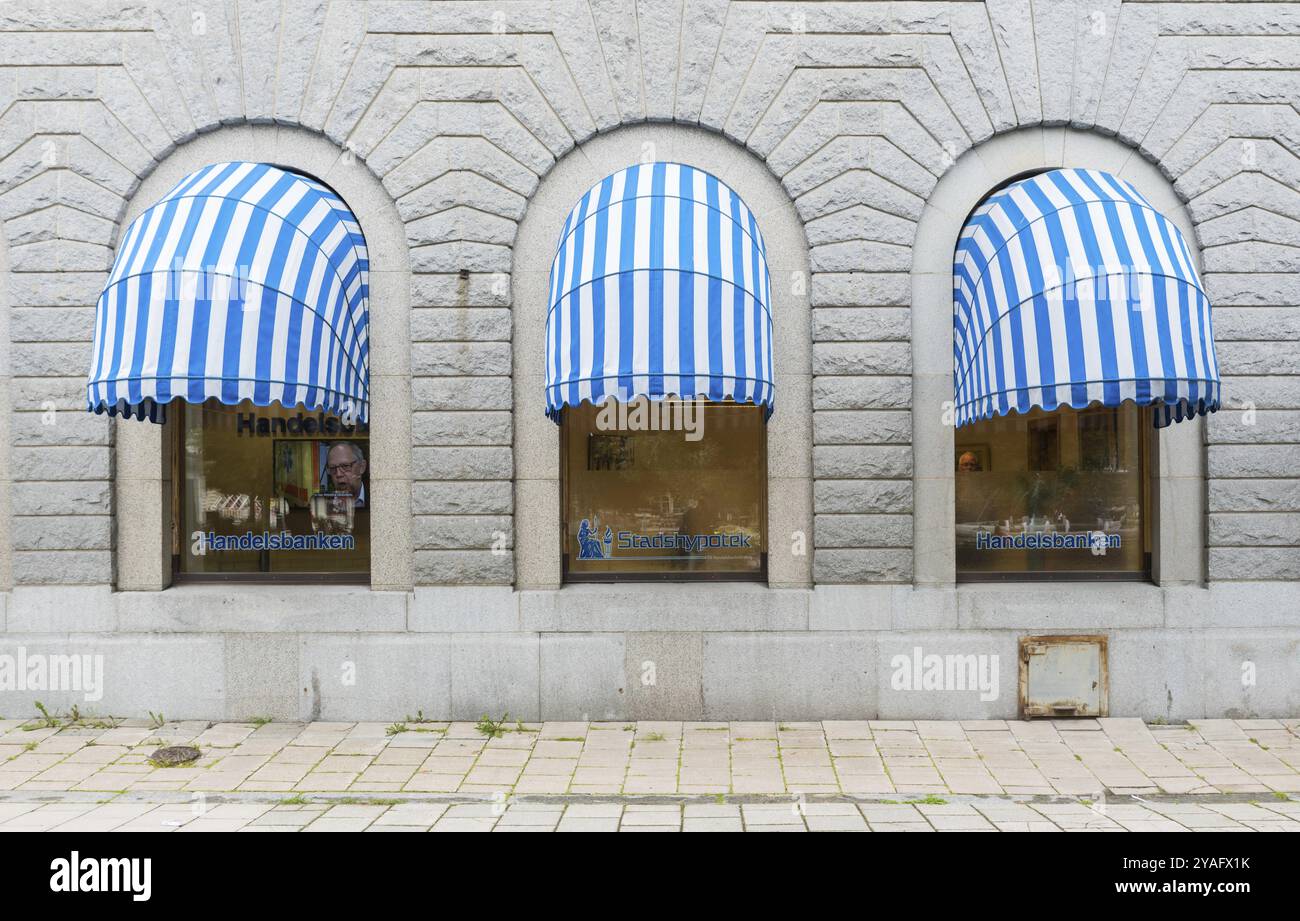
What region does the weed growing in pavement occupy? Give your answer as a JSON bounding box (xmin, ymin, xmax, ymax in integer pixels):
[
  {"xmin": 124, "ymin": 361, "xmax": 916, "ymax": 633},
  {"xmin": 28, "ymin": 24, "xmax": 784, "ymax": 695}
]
[
  {"xmin": 20, "ymin": 703, "xmax": 122, "ymax": 732},
  {"xmin": 388, "ymin": 721, "xmax": 446, "ymax": 736},
  {"xmin": 476, "ymin": 713, "xmax": 511, "ymax": 738},
  {"xmin": 31, "ymin": 701, "xmax": 60, "ymax": 729}
]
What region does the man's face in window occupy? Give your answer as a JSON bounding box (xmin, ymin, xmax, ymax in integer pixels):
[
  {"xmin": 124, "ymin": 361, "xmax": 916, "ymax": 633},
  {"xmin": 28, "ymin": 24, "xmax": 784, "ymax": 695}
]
[{"xmin": 327, "ymin": 444, "xmax": 367, "ymax": 497}]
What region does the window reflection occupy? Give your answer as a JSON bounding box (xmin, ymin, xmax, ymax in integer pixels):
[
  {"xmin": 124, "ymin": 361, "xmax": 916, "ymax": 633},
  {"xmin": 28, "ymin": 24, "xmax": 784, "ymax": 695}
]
[
  {"xmin": 562, "ymin": 399, "xmax": 766, "ymax": 580},
  {"xmin": 178, "ymin": 400, "xmax": 370, "ymax": 578},
  {"xmin": 955, "ymin": 404, "xmax": 1149, "ymax": 579}
]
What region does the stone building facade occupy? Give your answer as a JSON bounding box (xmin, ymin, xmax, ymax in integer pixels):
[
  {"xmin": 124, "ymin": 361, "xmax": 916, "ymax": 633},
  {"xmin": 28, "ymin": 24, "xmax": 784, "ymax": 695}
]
[{"xmin": 0, "ymin": 0, "xmax": 1297, "ymax": 720}]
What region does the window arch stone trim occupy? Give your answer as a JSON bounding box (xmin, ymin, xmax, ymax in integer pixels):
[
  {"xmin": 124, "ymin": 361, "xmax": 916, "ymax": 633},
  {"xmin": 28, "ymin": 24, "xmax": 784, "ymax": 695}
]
[
  {"xmin": 113, "ymin": 125, "xmax": 413, "ymax": 592},
  {"xmin": 910, "ymin": 127, "xmax": 1206, "ymax": 587},
  {"xmin": 512, "ymin": 126, "xmax": 813, "ymax": 590}
]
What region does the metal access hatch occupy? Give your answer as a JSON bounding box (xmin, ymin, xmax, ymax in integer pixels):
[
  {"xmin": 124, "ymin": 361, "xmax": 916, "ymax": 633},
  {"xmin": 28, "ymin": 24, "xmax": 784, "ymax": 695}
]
[{"xmin": 1019, "ymin": 635, "xmax": 1108, "ymax": 719}]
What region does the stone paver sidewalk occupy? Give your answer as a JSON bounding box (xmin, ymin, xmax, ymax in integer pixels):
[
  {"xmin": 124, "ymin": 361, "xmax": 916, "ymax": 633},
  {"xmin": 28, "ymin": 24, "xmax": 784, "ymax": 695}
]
[
  {"xmin": 3, "ymin": 717, "xmax": 1298, "ymax": 798},
  {"xmin": 1, "ymin": 717, "xmax": 1298, "ymax": 831}
]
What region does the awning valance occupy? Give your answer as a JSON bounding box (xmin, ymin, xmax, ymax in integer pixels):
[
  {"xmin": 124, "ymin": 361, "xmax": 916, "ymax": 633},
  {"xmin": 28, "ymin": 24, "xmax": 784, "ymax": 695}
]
[
  {"xmin": 87, "ymin": 162, "xmax": 369, "ymax": 424},
  {"xmin": 953, "ymin": 168, "xmax": 1219, "ymax": 428},
  {"xmin": 545, "ymin": 162, "xmax": 774, "ymax": 421}
]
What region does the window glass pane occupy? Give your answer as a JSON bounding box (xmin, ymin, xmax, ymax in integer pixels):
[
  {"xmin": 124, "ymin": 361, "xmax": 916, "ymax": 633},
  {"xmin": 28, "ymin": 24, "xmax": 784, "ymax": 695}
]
[
  {"xmin": 562, "ymin": 399, "xmax": 765, "ymax": 579},
  {"xmin": 178, "ymin": 400, "xmax": 370, "ymax": 578},
  {"xmin": 955, "ymin": 404, "xmax": 1147, "ymax": 578}
]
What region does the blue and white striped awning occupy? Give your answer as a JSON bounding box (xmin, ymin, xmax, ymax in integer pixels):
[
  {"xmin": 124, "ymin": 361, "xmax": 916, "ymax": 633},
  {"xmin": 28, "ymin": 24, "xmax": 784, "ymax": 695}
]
[
  {"xmin": 545, "ymin": 162, "xmax": 774, "ymax": 421},
  {"xmin": 953, "ymin": 168, "xmax": 1219, "ymax": 428},
  {"xmin": 87, "ymin": 161, "xmax": 369, "ymax": 424}
]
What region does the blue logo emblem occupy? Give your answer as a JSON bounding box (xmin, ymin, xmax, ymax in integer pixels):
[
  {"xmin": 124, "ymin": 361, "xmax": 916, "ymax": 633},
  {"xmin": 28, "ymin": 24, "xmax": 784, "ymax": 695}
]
[{"xmin": 576, "ymin": 517, "xmax": 614, "ymax": 560}]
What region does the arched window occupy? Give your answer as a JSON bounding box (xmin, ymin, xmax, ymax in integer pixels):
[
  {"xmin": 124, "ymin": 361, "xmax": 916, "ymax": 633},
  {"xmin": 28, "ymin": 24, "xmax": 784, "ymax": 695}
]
[
  {"xmin": 951, "ymin": 168, "xmax": 1220, "ymax": 580},
  {"xmin": 86, "ymin": 162, "xmax": 371, "ymax": 581},
  {"xmin": 545, "ymin": 163, "xmax": 774, "ymax": 581}
]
